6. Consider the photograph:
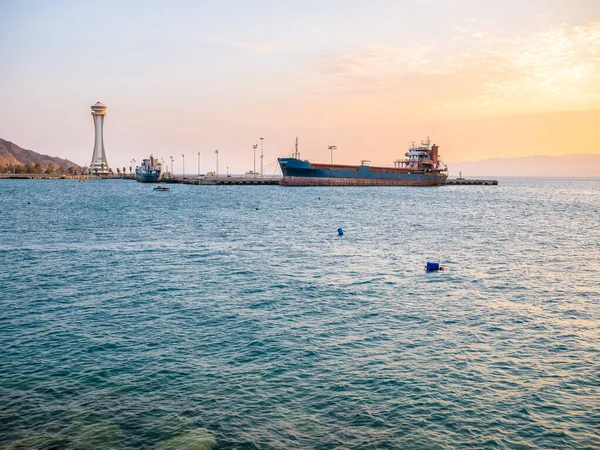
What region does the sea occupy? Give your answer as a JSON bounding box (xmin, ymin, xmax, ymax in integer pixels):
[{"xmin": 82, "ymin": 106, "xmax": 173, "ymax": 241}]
[{"xmin": 1, "ymin": 178, "xmax": 599, "ymax": 449}]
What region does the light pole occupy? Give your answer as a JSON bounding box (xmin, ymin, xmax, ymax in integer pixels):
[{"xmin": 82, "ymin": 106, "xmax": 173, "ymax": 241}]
[
  {"xmin": 328, "ymin": 145, "xmax": 337, "ymax": 164},
  {"xmin": 252, "ymin": 144, "xmax": 258, "ymax": 176},
  {"xmin": 182, "ymin": 153, "xmax": 185, "ymax": 177},
  {"xmin": 227, "ymin": 166, "xmax": 229, "ymax": 177},
  {"xmin": 170, "ymin": 156, "xmax": 174, "ymax": 175},
  {"xmin": 215, "ymin": 150, "xmax": 219, "ymax": 177},
  {"xmin": 260, "ymin": 137, "xmax": 264, "ymax": 177},
  {"xmin": 197, "ymin": 152, "xmax": 200, "ymax": 176}
]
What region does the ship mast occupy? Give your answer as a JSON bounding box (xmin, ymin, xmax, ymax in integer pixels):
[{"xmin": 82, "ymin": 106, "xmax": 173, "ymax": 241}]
[{"xmin": 294, "ymin": 137, "xmax": 299, "ymax": 159}]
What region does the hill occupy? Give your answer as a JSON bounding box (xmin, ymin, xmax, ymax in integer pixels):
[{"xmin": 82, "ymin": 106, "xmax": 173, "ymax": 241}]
[
  {"xmin": 449, "ymin": 154, "xmax": 600, "ymax": 178},
  {"xmin": 0, "ymin": 138, "xmax": 80, "ymax": 170}
]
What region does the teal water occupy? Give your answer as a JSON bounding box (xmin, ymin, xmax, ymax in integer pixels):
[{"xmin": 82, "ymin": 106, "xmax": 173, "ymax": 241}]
[{"xmin": 1, "ymin": 179, "xmax": 599, "ymax": 449}]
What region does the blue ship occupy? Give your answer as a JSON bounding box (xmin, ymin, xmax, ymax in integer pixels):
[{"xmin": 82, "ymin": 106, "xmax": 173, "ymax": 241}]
[
  {"xmin": 135, "ymin": 155, "xmax": 163, "ymax": 183},
  {"xmin": 278, "ymin": 138, "xmax": 448, "ymax": 186}
]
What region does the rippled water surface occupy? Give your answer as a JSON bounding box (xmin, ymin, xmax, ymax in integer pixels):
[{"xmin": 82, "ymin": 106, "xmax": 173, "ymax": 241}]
[{"xmin": 1, "ymin": 178, "xmax": 599, "ymax": 449}]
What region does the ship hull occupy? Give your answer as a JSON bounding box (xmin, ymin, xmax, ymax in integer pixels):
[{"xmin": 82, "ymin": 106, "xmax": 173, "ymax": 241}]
[
  {"xmin": 278, "ymin": 158, "xmax": 447, "ymax": 186},
  {"xmin": 135, "ymin": 172, "xmax": 162, "ymax": 183},
  {"xmin": 280, "ymin": 176, "xmax": 445, "ymax": 186}
]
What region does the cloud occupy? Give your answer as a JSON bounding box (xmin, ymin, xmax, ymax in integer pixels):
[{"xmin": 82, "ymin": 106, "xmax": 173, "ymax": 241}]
[
  {"xmin": 310, "ymin": 22, "xmax": 600, "ymax": 119},
  {"xmin": 453, "ymin": 25, "xmax": 486, "ymax": 39},
  {"xmin": 206, "ymin": 37, "xmax": 301, "ymax": 54}
]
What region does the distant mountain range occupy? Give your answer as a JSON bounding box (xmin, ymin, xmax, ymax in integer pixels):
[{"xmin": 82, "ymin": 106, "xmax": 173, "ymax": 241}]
[
  {"xmin": 0, "ymin": 138, "xmax": 80, "ymax": 169},
  {"xmin": 449, "ymin": 154, "xmax": 600, "ymax": 178}
]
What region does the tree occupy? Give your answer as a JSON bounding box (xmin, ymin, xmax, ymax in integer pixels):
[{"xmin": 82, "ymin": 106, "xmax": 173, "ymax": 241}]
[
  {"xmin": 45, "ymin": 163, "xmax": 56, "ymax": 174},
  {"xmin": 34, "ymin": 162, "xmax": 42, "ymax": 174},
  {"xmin": 0, "ymin": 164, "xmax": 5, "ymax": 173},
  {"xmin": 116, "ymin": 167, "xmax": 121, "ymax": 174}
]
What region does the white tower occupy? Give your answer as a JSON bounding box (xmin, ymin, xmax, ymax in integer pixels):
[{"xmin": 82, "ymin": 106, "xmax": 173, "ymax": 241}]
[{"xmin": 90, "ymin": 101, "xmax": 109, "ymax": 174}]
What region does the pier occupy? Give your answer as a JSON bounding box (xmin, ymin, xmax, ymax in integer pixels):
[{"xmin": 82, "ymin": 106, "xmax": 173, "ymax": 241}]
[
  {"xmin": 1, "ymin": 174, "xmax": 498, "ymax": 185},
  {"xmin": 444, "ymin": 178, "xmax": 498, "ymax": 185},
  {"xmin": 0, "ymin": 174, "xmax": 122, "ymax": 180},
  {"xmin": 163, "ymin": 176, "xmax": 280, "ymax": 185}
]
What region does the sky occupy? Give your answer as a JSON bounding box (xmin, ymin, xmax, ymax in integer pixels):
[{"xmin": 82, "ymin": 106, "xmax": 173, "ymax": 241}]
[{"xmin": 1, "ymin": 0, "xmax": 599, "ymax": 174}]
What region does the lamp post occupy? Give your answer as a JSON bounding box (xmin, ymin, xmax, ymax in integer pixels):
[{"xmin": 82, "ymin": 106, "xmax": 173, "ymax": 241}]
[
  {"xmin": 215, "ymin": 150, "xmax": 219, "ymax": 177},
  {"xmin": 197, "ymin": 152, "xmax": 200, "ymax": 176},
  {"xmin": 252, "ymin": 144, "xmax": 258, "ymax": 176},
  {"xmin": 182, "ymin": 153, "xmax": 185, "ymax": 177},
  {"xmin": 170, "ymin": 156, "xmax": 174, "ymax": 175},
  {"xmin": 328, "ymin": 145, "xmax": 337, "ymax": 164},
  {"xmin": 227, "ymin": 166, "xmax": 229, "ymax": 177},
  {"xmin": 260, "ymin": 137, "xmax": 264, "ymax": 177}
]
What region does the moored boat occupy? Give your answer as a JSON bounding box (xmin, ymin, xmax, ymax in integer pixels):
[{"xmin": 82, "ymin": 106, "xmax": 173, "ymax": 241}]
[
  {"xmin": 136, "ymin": 156, "xmax": 162, "ymax": 183},
  {"xmin": 278, "ymin": 138, "xmax": 448, "ymax": 186}
]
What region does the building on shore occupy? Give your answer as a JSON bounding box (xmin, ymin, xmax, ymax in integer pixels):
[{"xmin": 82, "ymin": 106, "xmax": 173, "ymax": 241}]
[{"xmin": 90, "ymin": 101, "xmax": 110, "ymax": 174}]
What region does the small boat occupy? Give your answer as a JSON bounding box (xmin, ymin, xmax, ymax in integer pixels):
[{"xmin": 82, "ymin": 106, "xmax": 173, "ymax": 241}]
[{"xmin": 153, "ymin": 185, "xmax": 170, "ymax": 191}]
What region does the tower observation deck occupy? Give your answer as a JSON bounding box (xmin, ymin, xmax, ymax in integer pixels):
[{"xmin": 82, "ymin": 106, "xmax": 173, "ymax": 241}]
[{"xmin": 90, "ymin": 101, "xmax": 109, "ymax": 174}]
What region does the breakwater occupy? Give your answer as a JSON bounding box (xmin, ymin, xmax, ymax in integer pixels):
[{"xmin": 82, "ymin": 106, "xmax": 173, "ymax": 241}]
[
  {"xmin": 164, "ymin": 176, "xmax": 280, "ymax": 185},
  {"xmin": 159, "ymin": 176, "xmax": 499, "ymax": 186},
  {"xmin": 1, "ymin": 174, "xmax": 499, "ymax": 185},
  {"xmin": 445, "ymin": 178, "xmax": 498, "ymax": 185}
]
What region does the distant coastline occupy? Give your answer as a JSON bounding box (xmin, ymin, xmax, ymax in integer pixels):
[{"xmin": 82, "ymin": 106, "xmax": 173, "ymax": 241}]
[{"xmin": 449, "ymin": 153, "xmax": 600, "ymax": 178}]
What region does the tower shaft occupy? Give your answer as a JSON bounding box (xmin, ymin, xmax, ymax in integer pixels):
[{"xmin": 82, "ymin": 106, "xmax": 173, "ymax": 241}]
[{"xmin": 90, "ymin": 102, "xmax": 109, "ymax": 174}]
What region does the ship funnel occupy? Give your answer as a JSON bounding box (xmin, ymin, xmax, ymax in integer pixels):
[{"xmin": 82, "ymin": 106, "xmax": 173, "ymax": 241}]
[{"xmin": 432, "ymin": 145, "xmax": 439, "ymax": 165}]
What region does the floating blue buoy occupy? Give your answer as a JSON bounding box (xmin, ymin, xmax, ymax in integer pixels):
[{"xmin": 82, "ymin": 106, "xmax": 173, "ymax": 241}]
[
  {"xmin": 337, "ymin": 227, "xmax": 344, "ymax": 236},
  {"xmin": 426, "ymin": 261, "xmax": 441, "ymax": 271}
]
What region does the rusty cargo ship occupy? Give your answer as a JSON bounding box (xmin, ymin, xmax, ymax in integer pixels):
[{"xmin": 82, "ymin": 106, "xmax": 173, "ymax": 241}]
[{"xmin": 278, "ymin": 138, "xmax": 448, "ymax": 186}]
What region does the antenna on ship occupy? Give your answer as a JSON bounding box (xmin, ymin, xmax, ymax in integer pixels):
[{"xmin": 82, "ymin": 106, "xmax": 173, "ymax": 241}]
[{"xmin": 294, "ymin": 137, "xmax": 299, "ymax": 159}]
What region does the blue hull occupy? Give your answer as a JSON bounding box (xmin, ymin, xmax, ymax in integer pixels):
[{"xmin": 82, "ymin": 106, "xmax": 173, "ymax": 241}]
[
  {"xmin": 135, "ymin": 172, "xmax": 162, "ymax": 183},
  {"xmin": 278, "ymin": 158, "xmax": 447, "ymax": 186}
]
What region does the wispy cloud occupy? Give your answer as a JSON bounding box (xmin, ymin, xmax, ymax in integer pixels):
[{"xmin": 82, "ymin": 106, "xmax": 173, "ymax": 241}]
[
  {"xmin": 453, "ymin": 25, "xmax": 486, "ymax": 39},
  {"xmin": 310, "ymin": 22, "xmax": 600, "ymax": 118},
  {"xmin": 206, "ymin": 37, "xmax": 301, "ymax": 54}
]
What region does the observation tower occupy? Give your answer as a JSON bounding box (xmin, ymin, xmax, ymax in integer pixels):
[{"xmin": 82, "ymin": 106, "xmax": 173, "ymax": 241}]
[{"xmin": 90, "ymin": 101, "xmax": 109, "ymax": 174}]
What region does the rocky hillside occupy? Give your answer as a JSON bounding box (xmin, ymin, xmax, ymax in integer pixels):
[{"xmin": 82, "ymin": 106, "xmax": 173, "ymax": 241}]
[{"xmin": 0, "ymin": 138, "xmax": 80, "ymax": 170}]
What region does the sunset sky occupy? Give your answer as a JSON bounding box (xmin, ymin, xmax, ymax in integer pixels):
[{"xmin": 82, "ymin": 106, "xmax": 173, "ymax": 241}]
[{"xmin": 1, "ymin": 0, "xmax": 599, "ymax": 174}]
